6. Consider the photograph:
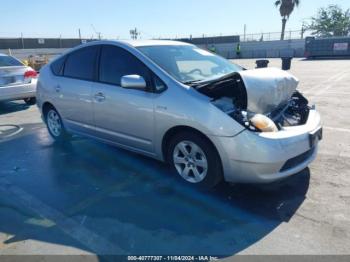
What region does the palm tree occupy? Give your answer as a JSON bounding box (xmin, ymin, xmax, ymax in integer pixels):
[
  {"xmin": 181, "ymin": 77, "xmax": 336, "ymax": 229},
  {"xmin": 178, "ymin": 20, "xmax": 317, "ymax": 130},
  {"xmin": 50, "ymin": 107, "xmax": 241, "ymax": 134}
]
[{"xmin": 275, "ymin": 0, "xmax": 300, "ymax": 40}]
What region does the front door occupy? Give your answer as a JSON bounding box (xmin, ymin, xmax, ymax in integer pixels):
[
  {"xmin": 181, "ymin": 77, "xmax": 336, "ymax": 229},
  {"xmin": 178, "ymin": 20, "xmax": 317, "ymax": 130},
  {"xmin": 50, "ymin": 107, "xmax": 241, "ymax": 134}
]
[{"xmin": 92, "ymin": 45, "xmax": 155, "ymax": 154}]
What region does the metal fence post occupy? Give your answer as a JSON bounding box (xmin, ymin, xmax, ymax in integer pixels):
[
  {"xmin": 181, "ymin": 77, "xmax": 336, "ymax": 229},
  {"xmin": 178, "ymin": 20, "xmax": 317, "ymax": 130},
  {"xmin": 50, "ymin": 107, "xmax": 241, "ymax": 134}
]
[{"xmin": 21, "ymin": 33, "xmax": 24, "ymax": 49}]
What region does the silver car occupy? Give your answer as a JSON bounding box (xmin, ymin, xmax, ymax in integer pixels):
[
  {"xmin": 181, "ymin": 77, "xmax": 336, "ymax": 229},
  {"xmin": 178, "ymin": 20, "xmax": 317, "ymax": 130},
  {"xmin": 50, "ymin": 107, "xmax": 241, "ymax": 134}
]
[
  {"xmin": 0, "ymin": 53, "xmax": 37, "ymax": 105},
  {"xmin": 36, "ymin": 40, "xmax": 322, "ymax": 188}
]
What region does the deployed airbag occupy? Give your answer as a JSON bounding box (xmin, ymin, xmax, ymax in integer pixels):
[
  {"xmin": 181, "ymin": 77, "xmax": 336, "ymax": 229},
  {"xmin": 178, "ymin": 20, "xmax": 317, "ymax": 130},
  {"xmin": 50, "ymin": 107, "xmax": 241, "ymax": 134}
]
[{"xmin": 238, "ymin": 68, "xmax": 299, "ymax": 114}]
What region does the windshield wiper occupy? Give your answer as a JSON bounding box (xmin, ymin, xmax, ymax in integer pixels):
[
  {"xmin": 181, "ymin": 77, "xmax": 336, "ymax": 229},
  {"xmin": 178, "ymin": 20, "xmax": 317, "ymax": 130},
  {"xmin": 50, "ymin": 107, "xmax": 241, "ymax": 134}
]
[
  {"xmin": 183, "ymin": 79, "xmax": 206, "ymax": 86},
  {"xmin": 183, "ymin": 71, "xmax": 240, "ymax": 87},
  {"xmin": 194, "ymin": 72, "xmax": 238, "ymax": 89}
]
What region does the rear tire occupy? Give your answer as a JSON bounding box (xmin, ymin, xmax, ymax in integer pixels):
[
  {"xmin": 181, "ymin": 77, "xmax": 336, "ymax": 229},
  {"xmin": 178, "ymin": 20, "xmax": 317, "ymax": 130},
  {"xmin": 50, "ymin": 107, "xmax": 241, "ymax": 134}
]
[
  {"xmin": 167, "ymin": 132, "xmax": 223, "ymax": 189},
  {"xmin": 24, "ymin": 97, "xmax": 36, "ymax": 105},
  {"xmin": 44, "ymin": 107, "xmax": 71, "ymax": 142}
]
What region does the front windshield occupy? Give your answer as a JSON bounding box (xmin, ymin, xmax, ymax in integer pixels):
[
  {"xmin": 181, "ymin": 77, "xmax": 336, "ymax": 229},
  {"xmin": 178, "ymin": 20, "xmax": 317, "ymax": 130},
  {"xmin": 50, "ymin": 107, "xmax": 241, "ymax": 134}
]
[{"xmin": 138, "ymin": 45, "xmax": 241, "ymax": 83}]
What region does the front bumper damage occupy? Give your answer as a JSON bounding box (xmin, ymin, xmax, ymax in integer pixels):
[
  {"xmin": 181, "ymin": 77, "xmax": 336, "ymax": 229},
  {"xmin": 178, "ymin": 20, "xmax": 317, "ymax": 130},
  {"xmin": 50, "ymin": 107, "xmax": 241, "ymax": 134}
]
[{"xmin": 210, "ymin": 109, "xmax": 322, "ymax": 183}]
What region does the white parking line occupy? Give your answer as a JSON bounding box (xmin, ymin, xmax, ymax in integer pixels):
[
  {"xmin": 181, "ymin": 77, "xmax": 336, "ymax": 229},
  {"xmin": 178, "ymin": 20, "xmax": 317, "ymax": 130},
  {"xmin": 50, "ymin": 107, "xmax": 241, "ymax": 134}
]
[
  {"xmin": 302, "ymin": 71, "xmax": 344, "ymax": 93},
  {"xmin": 318, "ymin": 151, "xmax": 350, "ymax": 159},
  {"xmin": 324, "ymin": 126, "xmax": 350, "ymax": 134},
  {"xmin": 321, "ymin": 91, "xmax": 350, "ymax": 96},
  {"xmin": 303, "ymin": 71, "xmax": 348, "ymax": 97},
  {"xmin": 0, "ymin": 178, "xmax": 125, "ymax": 255}
]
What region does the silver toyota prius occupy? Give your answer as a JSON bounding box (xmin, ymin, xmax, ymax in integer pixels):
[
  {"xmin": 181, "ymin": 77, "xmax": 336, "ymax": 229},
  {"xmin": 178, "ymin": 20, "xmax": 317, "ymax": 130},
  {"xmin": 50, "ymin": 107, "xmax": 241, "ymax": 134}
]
[{"xmin": 36, "ymin": 40, "xmax": 322, "ymax": 188}]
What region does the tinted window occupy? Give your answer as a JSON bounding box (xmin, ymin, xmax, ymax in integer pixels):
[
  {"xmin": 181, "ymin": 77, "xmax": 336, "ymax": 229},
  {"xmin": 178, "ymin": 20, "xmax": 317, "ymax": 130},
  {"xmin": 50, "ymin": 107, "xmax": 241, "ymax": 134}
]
[
  {"xmin": 154, "ymin": 75, "xmax": 167, "ymax": 93},
  {"xmin": 99, "ymin": 45, "xmax": 150, "ymax": 86},
  {"xmin": 51, "ymin": 56, "xmax": 66, "ymax": 76},
  {"xmin": 64, "ymin": 46, "xmax": 98, "ymax": 80},
  {"xmin": 0, "ymin": 55, "xmax": 23, "ymax": 67}
]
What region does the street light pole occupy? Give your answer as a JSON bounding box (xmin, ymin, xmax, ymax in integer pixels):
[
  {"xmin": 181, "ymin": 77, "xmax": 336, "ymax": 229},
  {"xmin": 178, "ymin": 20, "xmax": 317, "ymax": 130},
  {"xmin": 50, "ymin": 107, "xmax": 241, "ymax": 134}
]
[{"xmin": 243, "ymin": 24, "xmax": 247, "ymax": 42}]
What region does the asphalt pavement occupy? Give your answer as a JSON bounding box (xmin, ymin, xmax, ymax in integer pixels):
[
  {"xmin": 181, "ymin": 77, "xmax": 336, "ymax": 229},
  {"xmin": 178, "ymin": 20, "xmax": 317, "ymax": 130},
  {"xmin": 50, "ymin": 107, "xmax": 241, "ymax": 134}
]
[{"xmin": 0, "ymin": 58, "xmax": 349, "ymax": 259}]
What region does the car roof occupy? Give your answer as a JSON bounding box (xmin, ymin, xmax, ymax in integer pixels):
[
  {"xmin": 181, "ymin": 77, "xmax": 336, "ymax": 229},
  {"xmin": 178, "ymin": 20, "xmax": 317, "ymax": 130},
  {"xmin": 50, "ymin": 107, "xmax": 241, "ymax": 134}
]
[
  {"xmin": 108, "ymin": 39, "xmax": 193, "ymax": 48},
  {"xmin": 51, "ymin": 39, "xmax": 195, "ymax": 61}
]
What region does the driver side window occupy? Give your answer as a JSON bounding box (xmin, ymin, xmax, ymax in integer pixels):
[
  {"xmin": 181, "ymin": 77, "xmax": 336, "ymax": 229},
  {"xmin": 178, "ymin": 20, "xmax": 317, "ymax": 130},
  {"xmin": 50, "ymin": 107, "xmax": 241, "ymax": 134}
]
[{"xmin": 99, "ymin": 45, "xmax": 151, "ymax": 88}]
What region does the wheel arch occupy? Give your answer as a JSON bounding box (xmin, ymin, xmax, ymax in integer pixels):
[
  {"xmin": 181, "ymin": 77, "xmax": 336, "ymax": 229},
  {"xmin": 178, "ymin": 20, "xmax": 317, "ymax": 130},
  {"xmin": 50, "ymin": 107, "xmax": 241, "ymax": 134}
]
[
  {"xmin": 161, "ymin": 125, "xmax": 222, "ymax": 165},
  {"xmin": 42, "ymin": 101, "xmax": 55, "ymax": 122}
]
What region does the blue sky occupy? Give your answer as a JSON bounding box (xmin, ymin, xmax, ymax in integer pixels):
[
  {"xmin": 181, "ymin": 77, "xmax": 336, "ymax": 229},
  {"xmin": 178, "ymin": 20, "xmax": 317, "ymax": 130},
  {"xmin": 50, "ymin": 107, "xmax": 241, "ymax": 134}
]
[{"xmin": 0, "ymin": 0, "xmax": 348, "ymax": 39}]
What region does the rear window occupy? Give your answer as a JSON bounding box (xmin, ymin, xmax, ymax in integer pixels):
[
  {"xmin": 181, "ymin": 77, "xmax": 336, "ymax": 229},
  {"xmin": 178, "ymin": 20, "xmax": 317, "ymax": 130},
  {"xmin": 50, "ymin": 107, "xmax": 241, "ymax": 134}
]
[{"xmin": 0, "ymin": 55, "xmax": 23, "ymax": 67}]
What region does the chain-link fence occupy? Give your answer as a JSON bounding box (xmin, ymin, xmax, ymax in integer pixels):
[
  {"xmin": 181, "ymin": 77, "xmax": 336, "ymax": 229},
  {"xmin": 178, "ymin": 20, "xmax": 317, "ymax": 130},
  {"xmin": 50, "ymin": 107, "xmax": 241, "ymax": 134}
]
[
  {"xmin": 0, "ymin": 29, "xmax": 311, "ymax": 50},
  {"xmin": 170, "ymin": 30, "xmax": 310, "ymax": 43},
  {"xmin": 0, "ymin": 38, "xmax": 95, "ymax": 50},
  {"xmin": 240, "ymin": 30, "xmax": 309, "ymax": 42}
]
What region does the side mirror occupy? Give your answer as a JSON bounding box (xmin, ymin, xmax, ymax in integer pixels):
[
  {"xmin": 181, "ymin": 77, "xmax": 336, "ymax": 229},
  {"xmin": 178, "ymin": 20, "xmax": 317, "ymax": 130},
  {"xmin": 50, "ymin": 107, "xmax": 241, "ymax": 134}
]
[{"xmin": 121, "ymin": 75, "xmax": 146, "ymax": 90}]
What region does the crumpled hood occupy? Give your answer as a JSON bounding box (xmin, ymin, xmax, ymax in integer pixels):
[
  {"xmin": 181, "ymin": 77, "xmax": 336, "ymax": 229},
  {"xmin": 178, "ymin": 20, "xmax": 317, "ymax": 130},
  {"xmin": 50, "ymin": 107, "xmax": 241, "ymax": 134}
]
[{"xmin": 238, "ymin": 68, "xmax": 299, "ymax": 114}]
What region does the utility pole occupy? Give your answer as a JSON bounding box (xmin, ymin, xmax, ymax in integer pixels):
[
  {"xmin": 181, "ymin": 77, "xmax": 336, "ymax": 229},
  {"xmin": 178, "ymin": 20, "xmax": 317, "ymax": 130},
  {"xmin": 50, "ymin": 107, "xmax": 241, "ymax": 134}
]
[
  {"xmin": 301, "ymin": 22, "xmax": 306, "ymax": 39},
  {"xmin": 78, "ymin": 29, "xmax": 82, "ymax": 40},
  {"xmin": 21, "ymin": 32, "xmax": 24, "ymax": 49},
  {"xmin": 243, "ymin": 24, "xmax": 247, "ymax": 42}
]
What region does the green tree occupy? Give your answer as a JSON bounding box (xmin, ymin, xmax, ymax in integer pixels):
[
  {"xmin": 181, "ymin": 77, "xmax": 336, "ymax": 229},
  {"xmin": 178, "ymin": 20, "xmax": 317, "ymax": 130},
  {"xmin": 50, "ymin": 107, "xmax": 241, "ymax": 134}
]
[
  {"xmin": 275, "ymin": 0, "xmax": 300, "ymax": 40},
  {"xmin": 308, "ymin": 5, "xmax": 350, "ymax": 37}
]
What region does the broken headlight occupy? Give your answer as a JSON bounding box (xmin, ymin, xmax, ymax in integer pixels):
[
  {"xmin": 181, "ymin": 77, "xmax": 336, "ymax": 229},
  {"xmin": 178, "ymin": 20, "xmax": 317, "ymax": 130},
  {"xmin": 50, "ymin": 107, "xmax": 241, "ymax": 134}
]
[{"xmin": 250, "ymin": 114, "xmax": 278, "ymax": 133}]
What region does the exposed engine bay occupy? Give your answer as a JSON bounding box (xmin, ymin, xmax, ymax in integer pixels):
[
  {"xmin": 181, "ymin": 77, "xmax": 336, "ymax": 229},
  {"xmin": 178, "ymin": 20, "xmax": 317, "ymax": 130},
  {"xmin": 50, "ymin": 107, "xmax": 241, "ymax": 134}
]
[{"xmin": 194, "ymin": 68, "xmax": 310, "ymax": 132}]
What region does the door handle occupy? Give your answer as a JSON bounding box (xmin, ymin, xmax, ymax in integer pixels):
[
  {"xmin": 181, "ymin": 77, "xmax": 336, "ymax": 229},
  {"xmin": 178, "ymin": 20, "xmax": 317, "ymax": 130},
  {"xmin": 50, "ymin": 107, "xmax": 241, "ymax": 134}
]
[
  {"xmin": 55, "ymin": 85, "xmax": 61, "ymax": 93},
  {"xmin": 94, "ymin": 92, "xmax": 106, "ymax": 102}
]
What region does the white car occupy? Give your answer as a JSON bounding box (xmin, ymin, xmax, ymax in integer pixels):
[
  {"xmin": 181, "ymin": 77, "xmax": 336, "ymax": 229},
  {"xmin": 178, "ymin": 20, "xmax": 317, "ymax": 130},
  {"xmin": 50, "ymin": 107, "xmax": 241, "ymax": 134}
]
[{"xmin": 0, "ymin": 53, "xmax": 37, "ymax": 105}]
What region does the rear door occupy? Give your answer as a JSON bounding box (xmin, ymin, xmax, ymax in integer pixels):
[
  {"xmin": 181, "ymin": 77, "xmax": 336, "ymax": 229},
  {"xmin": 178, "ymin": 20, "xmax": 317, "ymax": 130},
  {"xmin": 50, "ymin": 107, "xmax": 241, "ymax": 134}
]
[{"xmin": 53, "ymin": 46, "xmax": 99, "ymax": 135}]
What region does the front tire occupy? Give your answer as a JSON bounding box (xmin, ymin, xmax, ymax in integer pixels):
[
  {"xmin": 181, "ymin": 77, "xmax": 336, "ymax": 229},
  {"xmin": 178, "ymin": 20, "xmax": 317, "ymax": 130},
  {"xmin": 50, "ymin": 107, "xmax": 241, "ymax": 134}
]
[
  {"xmin": 24, "ymin": 97, "xmax": 36, "ymax": 105},
  {"xmin": 167, "ymin": 132, "xmax": 223, "ymax": 189},
  {"xmin": 45, "ymin": 107, "xmax": 70, "ymax": 142}
]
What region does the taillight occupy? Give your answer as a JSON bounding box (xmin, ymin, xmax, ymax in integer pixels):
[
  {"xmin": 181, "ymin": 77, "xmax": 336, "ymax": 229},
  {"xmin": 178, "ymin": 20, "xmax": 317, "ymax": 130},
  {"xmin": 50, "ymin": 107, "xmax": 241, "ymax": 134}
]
[{"xmin": 24, "ymin": 70, "xmax": 38, "ymax": 79}]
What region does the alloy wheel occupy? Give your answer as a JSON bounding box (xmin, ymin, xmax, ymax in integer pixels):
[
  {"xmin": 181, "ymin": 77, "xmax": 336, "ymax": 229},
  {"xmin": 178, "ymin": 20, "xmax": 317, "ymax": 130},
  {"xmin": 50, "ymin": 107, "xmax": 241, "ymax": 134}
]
[
  {"xmin": 47, "ymin": 110, "xmax": 62, "ymax": 137},
  {"xmin": 173, "ymin": 141, "xmax": 208, "ymax": 183}
]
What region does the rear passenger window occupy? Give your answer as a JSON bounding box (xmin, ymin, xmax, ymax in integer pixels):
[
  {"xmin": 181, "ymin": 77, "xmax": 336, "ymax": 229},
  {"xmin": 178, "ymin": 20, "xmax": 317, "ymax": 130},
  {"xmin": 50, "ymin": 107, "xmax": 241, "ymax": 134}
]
[
  {"xmin": 64, "ymin": 46, "xmax": 98, "ymax": 81},
  {"xmin": 99, "ymin": 45, "xmax": 150, "ymax": 86},
  {"xmin": 51, "ymin": 56, "xmax": 66, "ymax": 76},
  {"xmin": 0, "ymin": 55, "xmax": 23, "ymax": 67}
]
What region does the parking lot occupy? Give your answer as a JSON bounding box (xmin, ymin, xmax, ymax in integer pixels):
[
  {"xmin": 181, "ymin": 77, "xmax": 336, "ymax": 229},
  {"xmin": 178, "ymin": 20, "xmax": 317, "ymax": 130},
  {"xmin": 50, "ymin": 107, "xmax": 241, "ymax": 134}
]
[{"xmin": 0, "ymin": 58, "xmax": 349, "ymax": 258}]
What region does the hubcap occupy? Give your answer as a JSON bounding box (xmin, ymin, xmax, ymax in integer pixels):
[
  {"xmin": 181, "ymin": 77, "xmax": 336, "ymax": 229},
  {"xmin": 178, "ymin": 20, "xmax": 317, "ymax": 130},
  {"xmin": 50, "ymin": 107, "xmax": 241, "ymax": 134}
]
[
  {"xmin": 47, "ymin": 110, "xmax": 62, "ymax": 137},
  {"xmin": 173, "ymin": 141, "xmax": 208, "ymax": 183}
]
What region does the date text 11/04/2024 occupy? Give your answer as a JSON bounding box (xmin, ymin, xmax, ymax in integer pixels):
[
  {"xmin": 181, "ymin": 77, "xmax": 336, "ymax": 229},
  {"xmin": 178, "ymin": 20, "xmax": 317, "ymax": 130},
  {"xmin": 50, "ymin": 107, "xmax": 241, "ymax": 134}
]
[{"xmin": 127, "ymin": 256, "xmax": 219, "ymax": 261}]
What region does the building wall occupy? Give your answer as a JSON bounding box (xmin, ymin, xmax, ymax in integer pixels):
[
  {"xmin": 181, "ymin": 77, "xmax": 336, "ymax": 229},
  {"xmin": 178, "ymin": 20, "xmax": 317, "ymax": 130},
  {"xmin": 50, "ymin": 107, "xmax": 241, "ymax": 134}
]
[
  {"xmin": 0, "ymin": 48, "xmax": 67, "ymax": 61},
  {"xmin": 0, "ymin": 38, "xmax": 92, "ymax": 50}
]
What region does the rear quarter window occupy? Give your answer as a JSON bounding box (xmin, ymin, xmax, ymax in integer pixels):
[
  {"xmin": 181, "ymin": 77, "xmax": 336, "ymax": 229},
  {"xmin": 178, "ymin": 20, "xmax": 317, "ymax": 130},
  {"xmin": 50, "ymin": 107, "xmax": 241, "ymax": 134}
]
[
  {"xmin": 63, "ymin": 46, "xmax": 99, "ymax": 81},
  {"xmin": 0, "ymin": 55, "xmax": 23, "ymax": 67},
  {"xmin": 51, "ymin": 56, "xmax": 66, "ymax": 76}
]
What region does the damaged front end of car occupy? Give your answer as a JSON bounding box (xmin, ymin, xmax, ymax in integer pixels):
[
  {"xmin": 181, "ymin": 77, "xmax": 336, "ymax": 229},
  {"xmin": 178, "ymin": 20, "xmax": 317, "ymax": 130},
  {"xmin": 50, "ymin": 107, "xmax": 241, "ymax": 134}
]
[{"xmin": 194, "ymin": 68, "xmax": 311, "ymax": 133}]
